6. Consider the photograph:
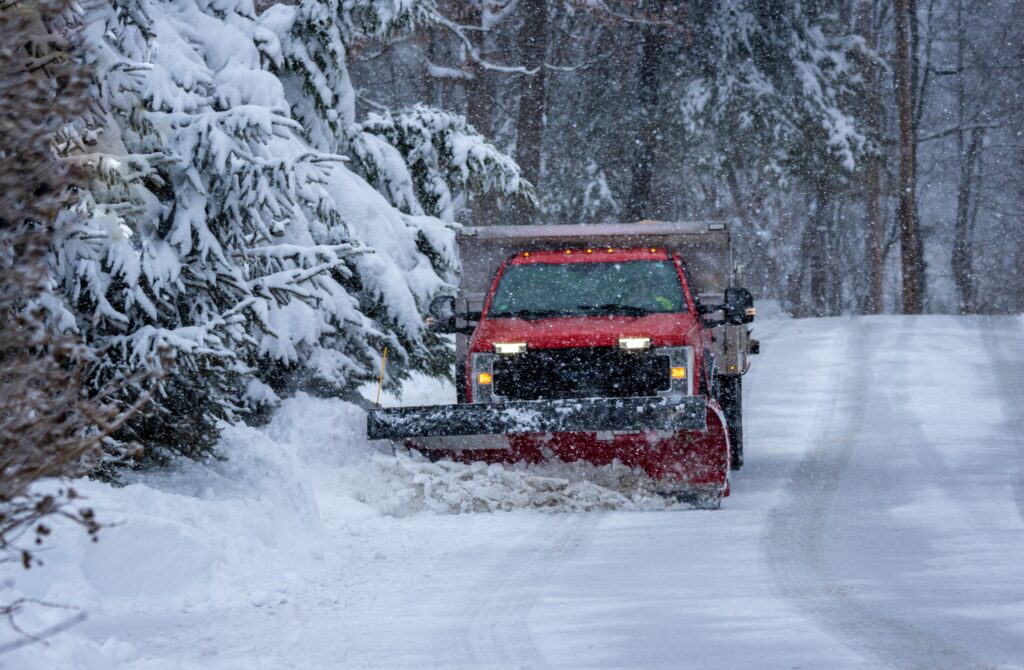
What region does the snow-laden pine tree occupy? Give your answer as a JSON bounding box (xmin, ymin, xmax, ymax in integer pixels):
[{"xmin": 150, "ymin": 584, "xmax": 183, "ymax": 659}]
[
  {"xmin": 672, "ymin": 1, "xmax": 875, "ymax": 316},
  {"xmin": 276, "ymin": 0, "xmax": 532, "ymax": 220},
  {"xmin": 677, "ymin": 1, "xmax": 872, "ymax": 184},
  {"xmin": 56, "ymin": 0, "xmax": 530, "ymax": 465}
]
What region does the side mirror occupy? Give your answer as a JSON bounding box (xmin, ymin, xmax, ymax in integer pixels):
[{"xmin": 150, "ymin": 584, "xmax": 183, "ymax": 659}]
[
  {"xmin": 427, "ymin": 295, "xmax": 457, "ymax": 332},
  {"xmin": 697, "ymin": 301, "xmax": 724, "ymax": 328},
  {"xmin": 723, "ymin": 287, "xmax": 755, "ymax": 325}
]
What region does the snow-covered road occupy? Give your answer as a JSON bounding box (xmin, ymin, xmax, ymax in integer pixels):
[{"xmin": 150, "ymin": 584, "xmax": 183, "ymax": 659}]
[{"xmin": 5, "ymin": 316, "xmax": 1024, "ymax": 669}]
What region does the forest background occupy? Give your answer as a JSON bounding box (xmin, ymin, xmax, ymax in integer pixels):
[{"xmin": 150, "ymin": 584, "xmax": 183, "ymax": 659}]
[{"xmin": 355, "ymin": 0, "xmax": 1023, "ymax": 317}]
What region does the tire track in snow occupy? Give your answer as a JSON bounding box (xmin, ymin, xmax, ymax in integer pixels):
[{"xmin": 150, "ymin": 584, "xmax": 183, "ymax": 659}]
[
  {"xmin": 764, "ymin": 318, "xmax": 984, "ymax": 669},
  {"xmin": 431, "ymin": 513, "xmax": 598, "ymax": 670},
  {"xmin": 978, "ymin": 316, "xmax": 1024, "ymax": 523}
]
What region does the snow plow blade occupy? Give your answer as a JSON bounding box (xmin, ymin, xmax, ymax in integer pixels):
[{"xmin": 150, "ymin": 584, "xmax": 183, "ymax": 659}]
[{"xmin": 366, "ymin": 395, "xmax": 706, "ymax": 442}]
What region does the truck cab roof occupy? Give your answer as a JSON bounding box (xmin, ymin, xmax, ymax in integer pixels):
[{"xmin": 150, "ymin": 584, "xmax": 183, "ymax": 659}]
[{"xmin": 456, "ymin": 221, "xmax": 732, "ymax": 309}]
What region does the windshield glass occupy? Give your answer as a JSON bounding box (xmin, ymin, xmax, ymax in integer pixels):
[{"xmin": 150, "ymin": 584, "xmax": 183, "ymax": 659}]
[{"xmin": 488, "ymin": 260, "xmax": 687, "ymax": 319}]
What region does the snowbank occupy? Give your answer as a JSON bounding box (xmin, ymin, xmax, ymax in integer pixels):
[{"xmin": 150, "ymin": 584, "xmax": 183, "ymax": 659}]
[{"xmin": 0, "ymin": 387, "xmax": 680, "ymax": 668}]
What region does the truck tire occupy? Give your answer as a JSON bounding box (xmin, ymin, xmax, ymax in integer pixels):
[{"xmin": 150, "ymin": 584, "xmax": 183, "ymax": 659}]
[{"xmin": 718, "ymin": 375, "xmax": 743, "ymax": 470}]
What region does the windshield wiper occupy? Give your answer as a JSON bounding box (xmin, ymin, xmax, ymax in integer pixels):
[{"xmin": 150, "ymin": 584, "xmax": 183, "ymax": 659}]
[
  {"xmin": 576, "ymin": 303, "xmax": 655, "ymax": 317},
  {"xmin": 489, "ymin": 309, "xmax": 564, "ymax": 321}
]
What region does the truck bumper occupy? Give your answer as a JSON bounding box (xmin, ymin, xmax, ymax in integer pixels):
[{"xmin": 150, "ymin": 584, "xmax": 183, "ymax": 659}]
[{"xmin": 366, "ymin": 395, "xmax": 707, "ymax": 444}]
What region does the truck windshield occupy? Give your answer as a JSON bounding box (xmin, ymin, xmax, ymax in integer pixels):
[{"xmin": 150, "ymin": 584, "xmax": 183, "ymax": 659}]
[{"xmin": 488, "ymin": 260, "xmax": 687, "ymax": 319}]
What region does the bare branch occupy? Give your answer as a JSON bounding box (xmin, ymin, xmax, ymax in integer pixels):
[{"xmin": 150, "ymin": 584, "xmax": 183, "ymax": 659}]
[
  {"xmin": 0, "ymin": 599, "xmax": 87, "ymax": 655},
  {"xmin": 0, "ymin": 0, "xmax": 158, "ymax": 579},
  {"xmin": 917, "ymin": 122, "xmax": 1003, "ymax": 143},
  {"xmin": 581, "ymin": 1, "xmax": 681, "ymax": 28},
  {"xmin": 432, "ymin": 14, "xmax": 538, "ymax": 75}
]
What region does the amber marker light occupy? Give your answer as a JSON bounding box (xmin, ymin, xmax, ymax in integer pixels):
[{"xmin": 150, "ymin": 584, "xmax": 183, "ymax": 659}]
[
  {"xmin": 671, "ymin": 367, "xmax": 687, "ymax": 379},
  {"xmin": 618, "ymin": 336, "xmax": 651, "ymax": 351},
  {"xmin": 477, "ymin": 372, "xmax": 493, "ymax": 385}
]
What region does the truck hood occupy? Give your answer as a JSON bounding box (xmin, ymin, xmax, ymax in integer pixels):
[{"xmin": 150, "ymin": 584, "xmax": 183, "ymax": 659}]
[{"xmin": 470, "ymin": 312, "xmax": 701, "ymax": 352}]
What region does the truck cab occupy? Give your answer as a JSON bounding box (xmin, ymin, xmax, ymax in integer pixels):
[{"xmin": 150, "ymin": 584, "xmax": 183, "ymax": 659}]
[{"xmin": 465, "ymin": 247, "xmax": 708, "ymax": 405}]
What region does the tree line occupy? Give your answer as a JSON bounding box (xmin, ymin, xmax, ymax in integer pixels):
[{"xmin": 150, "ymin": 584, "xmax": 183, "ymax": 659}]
[{"xmin": 353, "ymin": 0, "xmax": 1024, "ymax": 315}]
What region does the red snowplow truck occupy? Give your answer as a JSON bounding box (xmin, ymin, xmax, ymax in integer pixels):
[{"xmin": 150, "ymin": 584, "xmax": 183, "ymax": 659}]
[{"xmin": 367, "ymin": 221, "xmax": 757, "ymax": 508}]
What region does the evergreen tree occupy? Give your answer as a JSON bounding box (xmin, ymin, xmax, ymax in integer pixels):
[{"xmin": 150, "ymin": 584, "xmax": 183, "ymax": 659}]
[
  {"xmin": 674, "ymin": 1, "xmax": 875, "ymax": 315},
  {"xmin": 55, "ymin": 0, "xmax": 529, "ymax": 465}
]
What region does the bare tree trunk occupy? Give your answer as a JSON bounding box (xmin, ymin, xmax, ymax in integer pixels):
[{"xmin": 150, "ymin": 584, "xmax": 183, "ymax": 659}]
[
  {"xmin": 787, "ymin": 214, "xmax": 816, "ymax": 317},
  {"xmin": 830, "ymin": 199, "xmax": 848, "ymax": 312},
  {"xmin": 465, "ymin": 67, "xmax": 492, "ymax": 138},
  {"xmin": 895, "ymin": 0, "xmax": 925, "ymax": 313},
  {"xmin": 460, "ymin": 3, "xmax": 492, "ymax": 136},
  {"xmin": 625, "ymin": 23, "xmax": 665, "ymax": 221},
  {"xmin": 456, "ymin": 5, "xmax": 498, "ymax": 225},
  {"xmin": 865, "ymin": 158, "xmax": 884, "ymax": 311},
  {"xmin": 860, "ymin": 0, "xmax": 884, "ymax": 313},
  {"xmin": 514, "ymin": 0, "xmax": 547, "ymax": 191},
  {"xmin": 808, "ymin": 178, "xmax": 836, "ymax": 317},
  {"xmin": 952, "ymin": 131, "xmax": 982, "ymax": 313},
  {"xmin": 951, "ymin": 0, "xmax": 981, "ymax": 313},
  {"xmin": 423, "ymin": 26, "xmax": 444, "ymax": 109}
]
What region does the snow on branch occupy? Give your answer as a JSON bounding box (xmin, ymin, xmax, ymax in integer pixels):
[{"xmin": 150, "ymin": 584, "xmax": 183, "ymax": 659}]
[
  {"xmin": 351, "ymin": 104, "xmax": 536, "ymax": 222},
  {"xmin": 43, "ymin": 0, "xmax": 485, "ymax": 464},
  {"xmin": 432, "ymin": 13, "xmax": 538, "ymax": 75}
]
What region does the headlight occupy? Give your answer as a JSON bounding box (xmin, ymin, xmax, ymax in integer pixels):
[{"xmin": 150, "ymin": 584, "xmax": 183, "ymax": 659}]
[
  {"xmin": 494, "ymin": 341, "xmax": 527, "ymax": 355},
  {"xmin": 618, "ymin": 336, "xmax": 651, "ymax": 351}
]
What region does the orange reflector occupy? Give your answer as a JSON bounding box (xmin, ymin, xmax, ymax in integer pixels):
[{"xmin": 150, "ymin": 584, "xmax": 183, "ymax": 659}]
[
  {"xmin": 650, "ymin": 248, "xmax": 657, "ymax": 253},
  {"xmin": 523, "ymin": 252, "xmax": 529, "ymax": 257},
  {"xmin": 671, "ymin": 367, "xmax": 686, "ymax": 379},
  {"xmin": 607, "ymin": 248, "xmax": 614, "ymax": 253},
  {"xmin": 477, "ymin": 372, "xmax": 493, "ymax": 385},
  {"xmin": 586, "ymin": 248, "xmax": 593, "ymax": 254},
  {"xmin": 565, "ymin": 249, "xmax": 572, "ymax": 254}
]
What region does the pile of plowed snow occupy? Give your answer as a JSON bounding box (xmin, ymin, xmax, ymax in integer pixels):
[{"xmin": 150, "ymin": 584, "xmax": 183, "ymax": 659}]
[
  {"xmin": 0, "ymin": 383, "xmax": 679, "ymax": 667},
  {"xmin": 344, "ymin": 451, "xmax": 679, "ymax": 515}
]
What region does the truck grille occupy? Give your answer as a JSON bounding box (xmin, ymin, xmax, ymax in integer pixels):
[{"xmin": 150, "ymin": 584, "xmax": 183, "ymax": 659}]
[{"xmin": 492, "ymin": 347, "xmax": 670, "ymax": 401}]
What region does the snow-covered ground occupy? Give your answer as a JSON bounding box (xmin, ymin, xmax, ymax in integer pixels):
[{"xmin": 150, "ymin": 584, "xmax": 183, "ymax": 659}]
[{"xmin": 3, "ymin": 315, "xmax": 1023, "ymax": 669}]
